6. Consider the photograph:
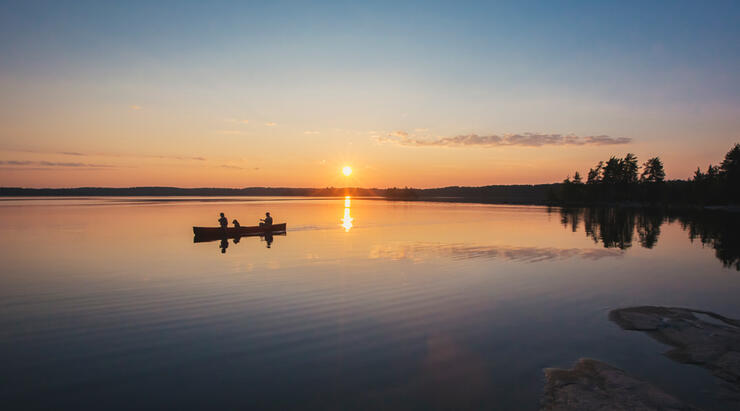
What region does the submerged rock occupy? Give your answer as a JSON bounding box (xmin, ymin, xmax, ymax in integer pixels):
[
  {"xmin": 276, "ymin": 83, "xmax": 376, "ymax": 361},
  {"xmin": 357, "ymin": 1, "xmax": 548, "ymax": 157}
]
[
  {"xmin": 609, "ymin": 306, "xmax": 740, "ymax": 388},
  {"xmin": 542, "ymin": 358, "xmax": 697, "ymax": 410}
]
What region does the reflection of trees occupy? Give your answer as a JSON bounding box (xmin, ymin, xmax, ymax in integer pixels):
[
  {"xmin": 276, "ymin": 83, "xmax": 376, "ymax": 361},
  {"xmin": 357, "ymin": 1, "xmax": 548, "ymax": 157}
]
[
  {"xmin": 589, "ymin": 208, "xmax": 636, "ymax": 249},
  {"xmin": 636, "ymin": 212, "xmax": 663, "ymax": 249},
  {"xmin": 675, "ymin": 211, "xmax": 740, "ymax": 270},
  {"xmin": 555, "ymin": 207, "xmax": 740, "ymax": 270},
  {"xmin": 561, "ymin": 208, "xmax": 638, "ymax": 250}
]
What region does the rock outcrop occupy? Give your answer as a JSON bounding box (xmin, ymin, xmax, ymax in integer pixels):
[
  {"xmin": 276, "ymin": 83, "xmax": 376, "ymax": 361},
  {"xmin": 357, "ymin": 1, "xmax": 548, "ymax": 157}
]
[
  {"xmin": 542, "ymin": 358, "xmax": 697, "ymax": 410},
  {"xmin": 609, "ymin": 306, "xmax": 740, "ymax": 387}
]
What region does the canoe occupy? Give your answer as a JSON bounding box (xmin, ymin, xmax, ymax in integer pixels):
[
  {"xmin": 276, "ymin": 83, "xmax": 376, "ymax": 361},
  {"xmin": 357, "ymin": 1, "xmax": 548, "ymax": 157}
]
[{"xmin": 193, "ymin": 223, "xmax": 286, "ymax": 238}]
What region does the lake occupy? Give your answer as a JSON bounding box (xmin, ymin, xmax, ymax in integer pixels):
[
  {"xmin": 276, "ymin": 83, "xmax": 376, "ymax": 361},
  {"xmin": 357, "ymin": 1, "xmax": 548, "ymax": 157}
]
[{"xmin": 1, "ymin": 197, "xmax": 739, "ymax": 409}]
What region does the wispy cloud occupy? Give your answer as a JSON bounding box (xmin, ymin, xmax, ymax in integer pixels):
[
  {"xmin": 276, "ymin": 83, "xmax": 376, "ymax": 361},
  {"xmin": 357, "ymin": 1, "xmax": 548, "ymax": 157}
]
[
  {"xmin": 217, "ymin": 164, "xmax": 260, "ymax": 171},
  {"xmin": 304, "ymin": 131, "xmax": 320, "ymax": 135},
  {"xmin": 265, "ymin": 122, "xmax": 277, "ymax": 127},
  {"xmin": 0, "ymin": 160, "xmax": 33, "ymax": 165},
  {"xmin": 0, "ymin": 148, "xmax": 206, "ymax": 161},
  {"xmin": 389, "ymin": 130, "xmax": 408, "ymax": 138},
  {"xmin": 130, "ymin": 105, "xmax": 142, "ymax": 111},
  {"xmin": 0, "ymin": 160, "xmax": 116, "ymax": 168},
  {"xmin": 150, "ymin": 155, "xmax": 206, "ymax": 161},
  {"xmin": 378, "ymin": 132, "xmax": 631, "ymax": 147}
]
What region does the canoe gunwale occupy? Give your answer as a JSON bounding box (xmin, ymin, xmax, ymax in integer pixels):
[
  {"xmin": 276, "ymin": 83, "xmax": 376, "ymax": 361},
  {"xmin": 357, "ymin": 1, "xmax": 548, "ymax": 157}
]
[{"xmin": 192, "ymin": 223, "xmax": 286, "ymax": 237}]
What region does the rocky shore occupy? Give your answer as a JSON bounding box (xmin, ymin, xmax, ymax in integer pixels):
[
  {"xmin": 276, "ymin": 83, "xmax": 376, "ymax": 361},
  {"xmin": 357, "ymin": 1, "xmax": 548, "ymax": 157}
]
[
  {"xmin": 542, "ymin": 306, "xmax": 740, "ymax": 410},
  {"xmin": 543, "ymin": 358, "xmax": 697, "ymax": 410},
  {"xmin": 609, "ymin": 306, "xmax": 740, "ymax": 388}
]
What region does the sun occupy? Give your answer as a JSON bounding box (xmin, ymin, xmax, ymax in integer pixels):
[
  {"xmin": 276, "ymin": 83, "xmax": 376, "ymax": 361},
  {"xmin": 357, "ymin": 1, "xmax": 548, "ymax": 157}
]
[{"xmin": 342, "ymin": 166, "xmax": 352, "ymax": 176}]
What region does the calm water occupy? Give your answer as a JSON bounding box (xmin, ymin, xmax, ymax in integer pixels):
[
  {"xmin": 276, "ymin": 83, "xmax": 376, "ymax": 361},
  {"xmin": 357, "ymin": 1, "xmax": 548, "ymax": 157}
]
[{"xmin": 1, "ymin": 197, "xmax": 739, "ymax": 410}]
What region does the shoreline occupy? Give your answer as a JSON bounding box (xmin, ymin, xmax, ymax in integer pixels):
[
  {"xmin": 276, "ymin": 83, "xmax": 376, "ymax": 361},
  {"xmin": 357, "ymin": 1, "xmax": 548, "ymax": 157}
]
[{"xmin": 2, "ymin": 193, "xmax": 738, "ymax": 212}]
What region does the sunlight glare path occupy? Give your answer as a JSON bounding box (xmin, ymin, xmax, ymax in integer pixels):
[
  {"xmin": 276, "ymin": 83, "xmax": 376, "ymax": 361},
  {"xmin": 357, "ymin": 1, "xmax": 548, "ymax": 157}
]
[{"xmin": 341, "ymin": 196, "xmax": 353, "ymax": 232}]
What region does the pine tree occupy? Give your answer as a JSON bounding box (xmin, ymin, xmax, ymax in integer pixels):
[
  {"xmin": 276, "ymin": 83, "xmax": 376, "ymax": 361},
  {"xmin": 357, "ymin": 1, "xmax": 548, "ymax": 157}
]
[{"xmin": 640, "ymin": 157, "xmax": 665, "ymax": 182}]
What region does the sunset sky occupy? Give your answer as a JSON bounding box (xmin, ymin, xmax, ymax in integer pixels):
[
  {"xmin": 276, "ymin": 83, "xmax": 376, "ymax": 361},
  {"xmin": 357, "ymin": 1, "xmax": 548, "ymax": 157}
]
[{"xmin": 1, "ymin": 1, "xmax": 739, "ymax": 188}]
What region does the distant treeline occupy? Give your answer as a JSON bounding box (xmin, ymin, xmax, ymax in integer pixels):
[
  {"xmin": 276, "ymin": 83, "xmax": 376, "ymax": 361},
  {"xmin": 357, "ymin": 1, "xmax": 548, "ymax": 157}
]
[
  {"xmin": 551, "ymin": 143, "xmax": 740, "ymax": 205},
  {"xmin": 0, "ymin": 186, "xmax": 381, "ymax": 197},
  {"xmin": 384, "ymin": 185, "xmax": 556, "ymax": 204},
  {"xmin": 1, "ymin": 184, "xmax": 558, "ymax": 204}
]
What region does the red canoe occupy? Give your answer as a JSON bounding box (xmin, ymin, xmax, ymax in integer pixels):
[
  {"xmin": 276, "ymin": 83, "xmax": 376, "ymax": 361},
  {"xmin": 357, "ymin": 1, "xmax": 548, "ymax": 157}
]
[{"xmin": 193, "ymin": 223, "xmax": 286, "ymax": 238}]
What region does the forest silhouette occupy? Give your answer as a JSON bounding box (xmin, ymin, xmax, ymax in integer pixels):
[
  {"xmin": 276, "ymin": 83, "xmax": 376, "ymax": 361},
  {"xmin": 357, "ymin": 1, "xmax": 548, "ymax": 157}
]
[{"xmin": 554, "ymin": 143, "xmax": 740, "ymax": 205}]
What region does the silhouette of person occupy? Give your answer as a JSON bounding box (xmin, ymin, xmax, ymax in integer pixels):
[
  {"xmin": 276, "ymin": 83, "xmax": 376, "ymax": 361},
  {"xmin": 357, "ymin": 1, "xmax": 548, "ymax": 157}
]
[
  {"xmin": 219, "ymin": 212, "xmax": 228, "ymax": 228},
  {"xmin": 260, "ymin": 212, "xmax": 273, "ymax": 226},
  {"xmin": 220, "ymin": 238, "xmax": 228, "ymax": 253},
  {"xmin": 264, "ymin": 231, "xmax": 274, "ymax": 248},
  {"xmin": 232, "ymin": 219, "xmax": 240, "ymax": 228}
]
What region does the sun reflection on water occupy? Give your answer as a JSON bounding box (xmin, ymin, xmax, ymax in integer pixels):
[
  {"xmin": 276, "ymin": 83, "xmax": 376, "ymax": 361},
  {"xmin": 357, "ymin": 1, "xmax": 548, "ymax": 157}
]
[{"xmin": 341, "ymin": 196, "xmax": 353, "ymax": 232}]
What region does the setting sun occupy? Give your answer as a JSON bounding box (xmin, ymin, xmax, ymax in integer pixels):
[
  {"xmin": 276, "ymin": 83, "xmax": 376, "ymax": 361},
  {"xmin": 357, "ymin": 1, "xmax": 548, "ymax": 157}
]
[{"xmin": 342, "ymin": 166, "xmax": 352, "ymax": 176}]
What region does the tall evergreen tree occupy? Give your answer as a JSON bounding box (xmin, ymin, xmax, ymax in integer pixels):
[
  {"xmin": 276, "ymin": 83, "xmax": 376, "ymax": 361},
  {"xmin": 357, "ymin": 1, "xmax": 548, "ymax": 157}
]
[
  {"xmin": 601, "ymin": 157, "xmax": 621, "ymax": 184},
  {"xmin": 719, "ymin": 143, "xmax": 740, "ymax": 200},
  {"xmin": 587, "ymin": 161, "xmax": 603, "ymax": 184},
  {"xmin": 720, "ymin": 143, "xmax": 740, "ymax": 184},
  {"xmin": 572, "ymin": 171, "xmax": 583, "ymax": 184},
  {"xmin": 640, "ymin": 157, "xmax": 665, "ymax": 182},
  {"xmin": 707, "ymin": 164, "xmax": 720, "ymax": 181},
  {"xmin": 693, "ymin": 166, "xmax": 705, "ymax": 182},
  {"xmin": 620, "ymin": 153, "xmax": 639, "ymax": 184}
]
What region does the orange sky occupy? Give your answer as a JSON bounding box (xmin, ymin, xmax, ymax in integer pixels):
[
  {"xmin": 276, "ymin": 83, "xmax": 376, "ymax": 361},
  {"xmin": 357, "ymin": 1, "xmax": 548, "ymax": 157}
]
[
  {"xmin": 1, "ymin": 2, "xmax": 739, "ymax": 188},
  {"xmin": 0, "ymin": 129, "xmax": 736, "ymax": 188}
]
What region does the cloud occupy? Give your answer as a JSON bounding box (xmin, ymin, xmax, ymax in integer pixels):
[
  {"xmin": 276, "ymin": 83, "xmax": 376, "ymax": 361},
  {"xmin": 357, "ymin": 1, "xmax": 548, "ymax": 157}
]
[
  {"xmin": 582, "ymin": 135, "xmax": 632, "ymax": 145},
  {"xmin": 1, "ymin": 148, "xmax": 208, "ymax": 162},
  {"xmin": 304, "ymin": 131, "xmax": 320, "ymax": 135},
  {"xmin": 130, "ymin": 105, "xmax": 142, "ymax": 111},
  {"xmin": 265, "ymin": 122, "xmax": 277, "ymax": 127},
  {"xmin": 150, "ymin": 155, "xmax": 206, "ymax": 161},
  {"xmin": 378, "ymin": 132, "xmax": 631, "ymax": 147},
  {"xmin": 0, "ymin": 160, "xmax": 33, "ymax": 165},
  {"xmin": 414, "ymin": 128, "xmax": 429, "ymax": 132},
  {"xmin": 217, "ymin": 164, "xmax": 260, "ymax": 171},
  {"xmin": 0, "ymin": 160, "xmax": 115, "ymax": 168},
  {"xmin": 240, "ymin": 119, "xmax": 249, "ymax": 124}
]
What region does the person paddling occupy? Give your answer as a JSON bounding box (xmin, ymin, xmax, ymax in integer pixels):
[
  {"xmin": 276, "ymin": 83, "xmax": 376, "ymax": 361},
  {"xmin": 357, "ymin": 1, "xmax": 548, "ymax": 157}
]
[
  {"xmin": 218, "ymin": 212, "xmax": 228, "ymax": 229},
  {"xmin": 260, "ymin": 212, "xmax": 273, "ymax": 226}
]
